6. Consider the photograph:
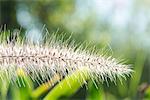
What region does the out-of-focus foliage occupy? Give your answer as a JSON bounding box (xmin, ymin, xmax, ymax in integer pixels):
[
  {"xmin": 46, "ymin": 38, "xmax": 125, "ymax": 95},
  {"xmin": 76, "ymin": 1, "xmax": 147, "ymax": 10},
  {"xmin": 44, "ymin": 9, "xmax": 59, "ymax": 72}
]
[{"xmin": 0, "ymin": 0, "xmax": 150, "ymax": 100}]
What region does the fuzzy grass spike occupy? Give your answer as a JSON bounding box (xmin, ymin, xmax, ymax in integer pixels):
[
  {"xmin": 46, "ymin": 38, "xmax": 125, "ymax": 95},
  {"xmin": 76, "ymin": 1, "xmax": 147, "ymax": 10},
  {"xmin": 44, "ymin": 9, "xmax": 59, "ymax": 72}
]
[{"xmin": 0, "ymin": 29, "xmax": 133, "ymax": 87}]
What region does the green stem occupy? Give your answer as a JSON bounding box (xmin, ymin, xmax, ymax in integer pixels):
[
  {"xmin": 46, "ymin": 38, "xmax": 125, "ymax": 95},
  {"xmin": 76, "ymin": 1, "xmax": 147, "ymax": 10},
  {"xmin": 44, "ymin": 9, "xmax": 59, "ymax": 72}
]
[
  {"xmin": 44, "ymin": 68, "xmax": 89, "ymax": 100},
  {"xmin": 31, "ymin": 74, "xmax": 60, "ymax": 99}
]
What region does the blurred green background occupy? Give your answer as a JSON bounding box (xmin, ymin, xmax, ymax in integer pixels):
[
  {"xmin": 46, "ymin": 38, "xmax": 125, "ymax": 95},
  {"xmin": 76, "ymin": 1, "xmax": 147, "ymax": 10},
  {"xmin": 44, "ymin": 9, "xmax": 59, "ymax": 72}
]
[{"xmin": 0, "ymin": 0, "xmax": 150, "ymax": 100}]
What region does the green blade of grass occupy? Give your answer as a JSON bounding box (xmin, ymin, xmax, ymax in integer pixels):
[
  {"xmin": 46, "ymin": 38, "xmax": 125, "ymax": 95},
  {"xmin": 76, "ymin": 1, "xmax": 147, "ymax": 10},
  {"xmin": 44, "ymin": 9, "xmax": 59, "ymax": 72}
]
[
  {"xmin": 0, "ymin": 77, "xmax": 10, "ymax": 100},
  {"xmin": 10, "ymin": 69, "xmax": 33, "ymax": 100},
  {"xmin": 129, "ymin": 50, "xmax": 146, "ymax": 96}
]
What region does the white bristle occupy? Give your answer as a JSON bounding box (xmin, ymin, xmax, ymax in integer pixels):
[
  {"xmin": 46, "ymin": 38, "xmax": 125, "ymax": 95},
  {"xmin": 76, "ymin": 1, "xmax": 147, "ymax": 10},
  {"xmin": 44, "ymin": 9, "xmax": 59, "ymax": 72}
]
[{"xmin": 0, "ymin": 30, "xmax": 133, "ymax": 87}]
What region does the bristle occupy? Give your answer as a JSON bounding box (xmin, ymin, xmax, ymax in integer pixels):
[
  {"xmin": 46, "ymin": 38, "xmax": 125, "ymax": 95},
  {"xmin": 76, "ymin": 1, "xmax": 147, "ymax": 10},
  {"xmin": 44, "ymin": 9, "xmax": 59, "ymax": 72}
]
[{"xmin": 0, "ymin": 30, "xmax": 133, "ymax": 87}]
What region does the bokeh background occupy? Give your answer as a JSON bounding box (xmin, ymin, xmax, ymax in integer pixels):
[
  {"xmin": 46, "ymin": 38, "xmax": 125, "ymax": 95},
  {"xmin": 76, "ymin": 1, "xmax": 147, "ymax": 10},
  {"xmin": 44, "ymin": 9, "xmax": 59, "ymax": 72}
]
[{"xmin": 0, "ymin": 0, "xmax": 150, "ymax": 100}]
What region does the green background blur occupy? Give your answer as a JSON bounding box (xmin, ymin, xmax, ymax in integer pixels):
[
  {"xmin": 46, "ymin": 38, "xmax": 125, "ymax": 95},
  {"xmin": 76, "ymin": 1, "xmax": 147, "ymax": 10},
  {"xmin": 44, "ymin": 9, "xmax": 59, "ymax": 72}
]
[{"xmin": 0, "ymin": 0, "xmax": 150, "ymax": 100}]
